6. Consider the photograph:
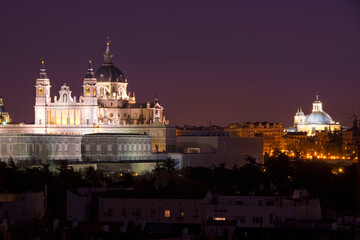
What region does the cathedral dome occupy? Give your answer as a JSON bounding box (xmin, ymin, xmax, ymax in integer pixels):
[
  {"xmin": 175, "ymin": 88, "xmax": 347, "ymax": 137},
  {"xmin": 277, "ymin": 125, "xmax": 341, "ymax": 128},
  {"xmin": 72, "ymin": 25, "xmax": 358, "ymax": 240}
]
[
  {"xmin": 305, "ymin": 112, "xmax": 334, "ymax": 124},
  {"xmin": 95, "ymin": 41, "xmax": 126, "ymax": 83},
  {"xmin": 95, "ymin": 65, "xmax": 126, "ymax": 82}
]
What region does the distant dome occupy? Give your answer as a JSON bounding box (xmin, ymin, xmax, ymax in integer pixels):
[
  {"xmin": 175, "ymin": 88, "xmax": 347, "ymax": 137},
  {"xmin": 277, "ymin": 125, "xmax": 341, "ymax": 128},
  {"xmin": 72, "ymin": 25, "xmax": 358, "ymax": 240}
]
[
  {"xmin": 95, "ymin": 65, "xmax": 126, "ymax": 83},
  {"xmin": 305, "ymin": 112, "xmax": 334, "ymax": 124}
]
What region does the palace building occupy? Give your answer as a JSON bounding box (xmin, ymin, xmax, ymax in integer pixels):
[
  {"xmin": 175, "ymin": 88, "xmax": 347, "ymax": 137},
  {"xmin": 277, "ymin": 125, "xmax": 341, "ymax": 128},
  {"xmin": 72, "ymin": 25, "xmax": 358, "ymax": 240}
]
[
  {"xmin": 294, "ymin": 94, "xmax": 340, "ymax": 136},
  {"xmin": 0, "ymin": 41, "xmax": 176, "ymax": 153}
]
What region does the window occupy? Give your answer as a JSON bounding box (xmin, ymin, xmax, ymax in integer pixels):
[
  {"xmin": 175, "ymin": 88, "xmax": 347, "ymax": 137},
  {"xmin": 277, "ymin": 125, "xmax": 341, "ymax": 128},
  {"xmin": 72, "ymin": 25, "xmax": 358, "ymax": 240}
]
[
  {"xmin": 266, "ymin": 201, "xmax": 274, "ymax": 206},
  {"xmin": 135, "ymin": 208, "xmax": 141, "ymax": 217},
  {"xmin": 86, "ymin": 87, "xmax": 90, "ymax": 95},
  {"xmin": 193, "ymin": 210, "xmax": 198, "ymax": 218},
  {"xmin": 122, "ymin": 208, "xmax": 127, "ymax": 216},
  {"xmin": 179, "ymin": 210, "xmax": 184, "ymax": 219},
  {"xmin": 235, "ymin": 200, "xmax": 244, "ymax": 206},
  {"xmin": 7, "ymin": 144, "xmax": 11, "ymax": 153},
  {"xmin": 164, "ymin": 210, "xmax": 171, "ymax": 218},
  {"xmin": 252, "ymin": 217, "xmax": 263, "ymax": 223},
  {"xmin": 38, "ymin": 87, "xmax": 43, "ymax": 95},
  {"xmin": 87, "ymin": 119, "xmax": 90, "ymax": 125},
  {"xmin": 150, "ymin": 209, "xmax": 156, "ymax": 217},
  {"xmin": 107, "ymin": 208, "xmax": 113, "ymax": 217},
  {"xmin": 236, "ymin": 216, "xmax": 246, "ymax": 223}
]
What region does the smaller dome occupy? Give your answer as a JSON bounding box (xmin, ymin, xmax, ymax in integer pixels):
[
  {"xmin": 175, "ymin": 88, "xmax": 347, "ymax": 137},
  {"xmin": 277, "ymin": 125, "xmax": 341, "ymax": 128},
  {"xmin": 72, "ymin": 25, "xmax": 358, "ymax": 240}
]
[{"xmin": 305, "ymin": 112, "xmax": 334, "ymax": 124}]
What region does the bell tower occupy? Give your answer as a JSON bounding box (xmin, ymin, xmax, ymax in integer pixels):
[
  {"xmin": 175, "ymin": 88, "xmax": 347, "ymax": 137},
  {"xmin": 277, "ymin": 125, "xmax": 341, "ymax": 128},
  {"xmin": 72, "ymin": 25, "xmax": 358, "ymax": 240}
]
[
  {"xmin": 294, "ymin": 107, "xmax": 305, "ymax": 126},
  {"xmin": 34, "ymin": 60, "xmax": 51, "ymax": 125},
  {"xmin": 82, "ymin": 60, "xmax": 99, "ymax": 125},
  {"xmin": 83, "ymin": 60, "xmax": 97, "ymax": 103}
]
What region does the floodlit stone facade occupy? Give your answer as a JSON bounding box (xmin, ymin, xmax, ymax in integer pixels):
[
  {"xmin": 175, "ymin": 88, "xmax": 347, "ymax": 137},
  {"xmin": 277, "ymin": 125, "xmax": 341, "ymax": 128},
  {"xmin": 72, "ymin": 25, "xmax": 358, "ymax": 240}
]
[{"xmin": 0, "ymin": 41, "xmax": 176, "ymax": 152}]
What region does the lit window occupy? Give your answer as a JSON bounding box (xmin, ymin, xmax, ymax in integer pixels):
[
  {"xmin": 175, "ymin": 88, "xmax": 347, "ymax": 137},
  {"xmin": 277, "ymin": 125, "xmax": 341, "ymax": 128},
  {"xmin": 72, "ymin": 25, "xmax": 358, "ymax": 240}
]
[
  {"xmin": 164, "ymin": 210, "xmax": 170, "ymax": 218},
  {"xmin": 38, "ymin": 87, "xmax": 43, "ymax": 96},
  {"xmin": 179, "ymin": 210, "xmax": 184, "ymax": 218},
  {"xmin": 86, "ymin": 87, "xmax": 90, "ymax": 95}
]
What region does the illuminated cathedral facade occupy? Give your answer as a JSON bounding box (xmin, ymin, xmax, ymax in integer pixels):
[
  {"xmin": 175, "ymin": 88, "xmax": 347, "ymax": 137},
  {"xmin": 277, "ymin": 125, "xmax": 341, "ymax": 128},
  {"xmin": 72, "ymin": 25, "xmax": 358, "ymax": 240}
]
[
  {"xmin": 294, "ymin": 94, "xmax": 341, "ymax": 136},
  {"xmin": 35, "ymin": 41, "xmax": 166, "ymax": 128},
  {"xmin": 0, "ymin": 41, "xmax": 175, "ymax": 153}
]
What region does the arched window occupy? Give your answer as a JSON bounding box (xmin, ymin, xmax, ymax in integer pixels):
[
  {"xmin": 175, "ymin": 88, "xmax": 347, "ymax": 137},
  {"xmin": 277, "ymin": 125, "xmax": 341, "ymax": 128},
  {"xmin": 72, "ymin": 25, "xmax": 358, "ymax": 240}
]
[
  {"xmin": 38, "ymin": 87, "xmax": 43, "ymax": 96},
  {"xmin": 86, "ymin": 87, "xmax": 90, "ymax": 95},
  {"xmin": 63, "ymin": 94, "xmax": 67, "ymax": 102}
]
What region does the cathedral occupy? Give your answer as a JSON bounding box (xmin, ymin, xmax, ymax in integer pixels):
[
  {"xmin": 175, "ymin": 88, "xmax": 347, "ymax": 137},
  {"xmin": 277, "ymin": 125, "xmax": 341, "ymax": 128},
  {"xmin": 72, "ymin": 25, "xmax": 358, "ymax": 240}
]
[
  {"xmin": 0, "ymin": 41, "xmax": 175, "ymax": 153},
  {"xmin": 35, "ymin": 41, "xmax": 167, "ymax": 127},
  {"xmin": 294, "ymin": 94, "xmax": 341, "ymax": 136}
]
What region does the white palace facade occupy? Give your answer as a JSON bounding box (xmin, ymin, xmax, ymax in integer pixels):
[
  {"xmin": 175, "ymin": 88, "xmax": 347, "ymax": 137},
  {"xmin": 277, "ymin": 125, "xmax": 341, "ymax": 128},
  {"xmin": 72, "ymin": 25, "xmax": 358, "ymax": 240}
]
[{"xmin": 0, "ymin": 41, "xmax": 175, "ymax": 153}]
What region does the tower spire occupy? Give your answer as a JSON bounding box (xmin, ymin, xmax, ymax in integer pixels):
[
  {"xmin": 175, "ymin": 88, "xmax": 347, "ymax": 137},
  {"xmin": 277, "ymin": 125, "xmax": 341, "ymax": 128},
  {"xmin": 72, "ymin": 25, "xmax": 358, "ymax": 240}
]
[
  {"xmin": 104, "ymin": 36, "xmax": 113, "ymax": 64},
  {"xmin": 38, "ymin": 59, "xmax": 47, "ymax": 79},
  {"xmin": 85, "ymin": 60, "xmax": 95, "ymax": 78}
]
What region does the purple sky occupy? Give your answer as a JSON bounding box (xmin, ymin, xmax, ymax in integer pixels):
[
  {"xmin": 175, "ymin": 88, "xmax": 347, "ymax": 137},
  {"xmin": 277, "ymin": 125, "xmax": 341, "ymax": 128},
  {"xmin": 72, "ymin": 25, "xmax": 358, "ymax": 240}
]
[{"xmin": 0, "ymin": 0, "xmax": 360, "ymax": 127}]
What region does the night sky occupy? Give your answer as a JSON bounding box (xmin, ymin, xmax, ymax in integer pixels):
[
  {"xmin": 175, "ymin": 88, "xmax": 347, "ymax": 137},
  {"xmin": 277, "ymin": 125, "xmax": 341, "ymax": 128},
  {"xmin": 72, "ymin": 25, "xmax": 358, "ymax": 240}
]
[{"xmin": 1, "ymin": 0, "xmax": 359, "ymax": 127}]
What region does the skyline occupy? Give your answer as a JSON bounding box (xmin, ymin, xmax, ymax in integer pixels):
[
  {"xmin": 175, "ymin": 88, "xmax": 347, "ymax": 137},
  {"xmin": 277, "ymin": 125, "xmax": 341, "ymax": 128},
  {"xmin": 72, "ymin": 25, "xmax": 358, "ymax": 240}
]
[{"xmin": 1, "ymin": 1, "xmax": 360, "ymax": 127}]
